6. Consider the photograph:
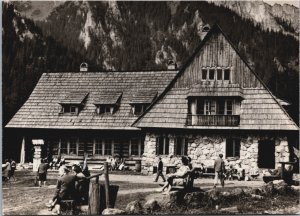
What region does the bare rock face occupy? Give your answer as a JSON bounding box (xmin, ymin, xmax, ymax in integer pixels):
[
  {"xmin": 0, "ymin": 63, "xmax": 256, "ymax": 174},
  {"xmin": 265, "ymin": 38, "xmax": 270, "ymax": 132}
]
[
  {"xmin": 102, "ymin": 208, "xmax": 126, "ymax": 215},
  {"xmin": 184, "ymin": 191, "xmax": 206, "ymax": 207},
  {"xmin": 125, "ymin": 200, "xmax": 143, "ymax": 214},
  {"xmin": 144, "ymin": 199, "xmax": 160, "ymax": 213}
]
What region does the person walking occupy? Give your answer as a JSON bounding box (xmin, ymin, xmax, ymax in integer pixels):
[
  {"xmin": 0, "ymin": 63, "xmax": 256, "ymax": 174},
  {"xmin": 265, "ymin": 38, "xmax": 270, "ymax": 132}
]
[
  {"xmin": 213, "ymin": 154, "xmax": 225, "ymax": 188},
  {"xmin": 154, "ymin": 157, "xmax": 166, "ymax": 182},
  {"xmin": 37, "ymin": 159, "xmax": 49, "ymax": 187}
]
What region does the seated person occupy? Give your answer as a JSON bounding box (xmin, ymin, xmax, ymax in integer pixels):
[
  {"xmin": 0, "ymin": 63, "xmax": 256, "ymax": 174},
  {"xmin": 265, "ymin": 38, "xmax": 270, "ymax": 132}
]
[
  {"xmin": 72, "ymin": 164, "xmax": 89, "ymax": 204},
  {"xmin": 225, "ymin": 165, "xmax": 234, "ymax": 180},
  {"xmin": 58, "ymin": 157, "xmax": 65, "ymax": 168},
  {"xmin": 157, "ymin": 156, "xmax": 190, "ymax": 193},
  {"xmin": 268, "ymin": 165, "xmax": 282, "ymax": 176},
  {"xmin": 46, "ymin": 166, "xmax": 78, "ymax": 214},
  {"xmin": 237, "ymin": 164, "xmax": 245, "ymax": 181}
]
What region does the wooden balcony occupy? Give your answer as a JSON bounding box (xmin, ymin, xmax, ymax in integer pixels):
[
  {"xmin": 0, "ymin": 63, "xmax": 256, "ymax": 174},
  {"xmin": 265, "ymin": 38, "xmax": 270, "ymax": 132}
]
[{"xmin": 186, "ymin": 114, "xmax": 240, "ymax": 126}]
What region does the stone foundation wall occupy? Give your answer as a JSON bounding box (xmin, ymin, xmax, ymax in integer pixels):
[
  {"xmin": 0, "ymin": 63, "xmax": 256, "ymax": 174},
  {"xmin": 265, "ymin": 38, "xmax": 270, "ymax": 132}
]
[{"xmin": 141, "ymin": 132, "xmax": 290, "ymax": 175}]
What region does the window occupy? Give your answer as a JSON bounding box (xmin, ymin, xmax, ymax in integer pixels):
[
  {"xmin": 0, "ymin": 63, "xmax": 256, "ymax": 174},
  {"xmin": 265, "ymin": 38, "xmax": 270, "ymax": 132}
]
[
  {"xmin": 209, "ymin": 69, "xmax": 215, "ymax": 80},
  {"xmin": 60, "ymin": 138, "xmax": 68, "ymax": 154},
  {"xmin": 197, "ymin": 99, "xmax": 205, "ymax": 115},
  {"xmin": 98, "ymin": 105, "xmax": 113, "ymax": 114},
  {"xmin": 132, "ymin": 104, "xmax": 148, "ymax": 115},
  {"xmin": 104, "ymin": 139, "xmax": 113, "ymax": 155},
  {"xmin": 95, "ymin": 139, "xmax": 103, "ymax": 155},
  {"xmin": 202, "ymin": 69, "xmax": 208, "ymax": 80},
  {"xmin": 174, "ymin": 137, "xmax": 188, "ymax": 155},
  {"xmin": 217, "ymin": 99, "xmax": 225, "ymax": 115},
  {"xmin": 69, "ymin": 138, "xmax": 77, "ymax": 155},
  {"xmin": 62, "ymin": 105, "xmax": 78, "ymax": 114},
  {"xmin": 226, "ymin": 138, "xmax": 240, "ymax": 158},
  {"xmin": 201, "ymin": 67, "xmax": 231, "ymax": 81},
  {"xmin": 204, "ymin": 100, "xmax": 216, "ymax": 115},
  {"xmin": 130, "ymin": 138, "xmax": 139, "ymax": 156},
  {"xmin": 226, "ymin": 100, "xmax": 233, "ymax": 115},
  {"xmin": 224, "ymin": 69, "xmax": 231, "ymax": 80},
  {"xmin": 217, "ymin": 69, "xmax": 222, "ymax": 80},
  {"xmin": 156, "ymin": 136, "xmax": 169, "ymax": 155}
]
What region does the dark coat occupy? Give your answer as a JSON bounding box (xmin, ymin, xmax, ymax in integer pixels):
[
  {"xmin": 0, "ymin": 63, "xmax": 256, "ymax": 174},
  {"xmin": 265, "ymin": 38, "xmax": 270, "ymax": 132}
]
[
  {"xmin": 55, "ymin": 173, "xmax": 77, "ymax": 199},
  {"xmin": 158, "ymin": 160, "xmax": 163, "ymax": 172}
]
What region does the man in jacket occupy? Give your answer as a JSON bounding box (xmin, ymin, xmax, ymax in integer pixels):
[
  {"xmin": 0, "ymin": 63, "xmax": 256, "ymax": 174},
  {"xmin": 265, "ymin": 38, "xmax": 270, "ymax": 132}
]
[
  {"xmin": 214, "ymin": 154, "xmax": 225, "ymax": 188},
  {"xmin": 154, "ymin": 157, "xmax": 166, "ymax": 182}
]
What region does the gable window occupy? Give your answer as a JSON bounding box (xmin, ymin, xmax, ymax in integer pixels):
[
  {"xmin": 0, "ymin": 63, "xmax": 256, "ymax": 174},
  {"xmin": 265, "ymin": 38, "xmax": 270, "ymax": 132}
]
[
  {"xmin": 61, "ymin": 105, "xmax": 79, "ymax": 114},
  {"xmin": 202, "ymin": 69, "xmax": 208, "ymax": 80},
  {"xmin": 226, "ymin": 138, "xmax": 240, "ymax": 158},
  {"xmin": 201, "ymin": 67, "xmax": 231, "ymax": 82},
  {"xmin": 209, "ymin": 69, "xmax": 215, "ymax": 80},
  {"xmin": 156, "ymin": 136, "xmax": 169, "ymax": 155},
  {"xmin": 217, "ymin": 69, "xmax": 222, "ymax": 80},
  {"xmin": 174, "ymin": 137, "xmax": 188, "ymax": 155},
  {"xmin": 224, "ymin": 69, "xmax": 231, "ymax": 81},
  {"xmin": 94, "ymin": 92, "xmax": 122, "ymax": 115}
]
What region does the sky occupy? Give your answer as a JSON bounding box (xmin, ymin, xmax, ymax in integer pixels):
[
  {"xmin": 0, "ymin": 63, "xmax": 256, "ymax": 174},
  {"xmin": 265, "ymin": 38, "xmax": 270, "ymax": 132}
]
[{"xmin": 264, "ymin": 0, "xmax": 299, "ymax": 7}]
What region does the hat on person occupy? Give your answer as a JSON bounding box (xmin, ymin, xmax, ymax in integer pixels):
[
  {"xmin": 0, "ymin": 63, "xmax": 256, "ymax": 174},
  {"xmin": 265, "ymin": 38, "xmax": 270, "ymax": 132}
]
[{"xmin": 219, "ymin": 154, "xmax": 223, "ymax": 158}]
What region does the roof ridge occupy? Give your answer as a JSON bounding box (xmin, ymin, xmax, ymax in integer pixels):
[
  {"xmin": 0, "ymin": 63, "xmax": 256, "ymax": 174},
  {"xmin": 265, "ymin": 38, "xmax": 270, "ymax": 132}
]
[
  {"xmin": 132, "ymin": 23, "xmax": 298, "ymax": 129},
  {"xmin": 43, "ymin": 70, "xmax": 179, "ymax": 74}
]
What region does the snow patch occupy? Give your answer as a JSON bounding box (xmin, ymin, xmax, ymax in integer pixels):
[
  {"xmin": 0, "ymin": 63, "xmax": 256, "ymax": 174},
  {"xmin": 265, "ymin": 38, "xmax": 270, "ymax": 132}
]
[{"xmin": 79, "ymin": 9, "xmax": 96, "ymax": 49}]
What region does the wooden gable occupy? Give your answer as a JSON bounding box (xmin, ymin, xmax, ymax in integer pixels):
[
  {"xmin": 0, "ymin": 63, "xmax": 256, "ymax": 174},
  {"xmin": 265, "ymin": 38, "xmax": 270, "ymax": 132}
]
[{"xmin": 134, "ymin": 24, "xmax": 298, "ymax": 131}]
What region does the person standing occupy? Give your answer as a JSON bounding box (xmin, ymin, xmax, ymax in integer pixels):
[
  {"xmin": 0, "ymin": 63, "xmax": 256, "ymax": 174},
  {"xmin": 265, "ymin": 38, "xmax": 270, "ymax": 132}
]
[
  {"xmin": 37, "ymin": 159, "xmax": 49, "ymax": 187},
  {"xmin": 213, "ymin": 154, "xmax": 225, "ymax": 188},
  {"xmin": 154, "ymin": 157, "xmax": 166, "ymax": 182},
  {"xmin": 9, "ymin": 159, "xmax": 16, "ymax": 181},
  {"xmin": 2, "ymin": 159, "xmax": 11, "ymax": 183}
]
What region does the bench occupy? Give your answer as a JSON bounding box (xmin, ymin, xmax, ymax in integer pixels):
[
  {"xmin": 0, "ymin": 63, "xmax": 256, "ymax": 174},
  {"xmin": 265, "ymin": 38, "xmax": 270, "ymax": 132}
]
[{"xmin": 171, "ymin": 168, "xmax": 198, "ymax": 191}]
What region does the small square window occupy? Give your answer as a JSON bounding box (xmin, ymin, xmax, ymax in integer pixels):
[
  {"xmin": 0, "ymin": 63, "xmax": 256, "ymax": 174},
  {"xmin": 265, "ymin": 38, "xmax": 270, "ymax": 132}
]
[
  {"xmin": 70, "ymin": 106, "xmax": 76, "ymax": 113},
  {"xmin": 209, "ymin": 69, "xmax": 215, "ymax": 80},
  {"xmin": 99, "ymin": 105, "xmax": 112, "ymax": 114},
  {"xmin": 202, "ymin": 69, "xmax": 208, "ymax": 80},
  {"xmin": 217, "ymin": 69, "xmax": 222, "ymax": 80},
  {"xmin": 224, "ymin": 69, "xmax": 231, "ymax": 80}
]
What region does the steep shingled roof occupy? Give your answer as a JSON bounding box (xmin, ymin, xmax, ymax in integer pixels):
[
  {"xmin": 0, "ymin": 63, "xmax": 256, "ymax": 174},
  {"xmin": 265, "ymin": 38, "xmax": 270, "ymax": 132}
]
[
  {"xmin": 133, "ymin": 24, "xmax": 298, "ymax": 131},
  {"xmin": 6, "ymin": 71, "xmax": 178, "ymax": 130}
]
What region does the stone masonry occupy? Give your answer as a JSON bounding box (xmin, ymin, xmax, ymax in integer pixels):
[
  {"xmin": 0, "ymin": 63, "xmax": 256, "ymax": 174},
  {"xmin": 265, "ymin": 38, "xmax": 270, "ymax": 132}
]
[{"xmin": 141, "ymin": 132, "xmax": 290, "ymax": 176}]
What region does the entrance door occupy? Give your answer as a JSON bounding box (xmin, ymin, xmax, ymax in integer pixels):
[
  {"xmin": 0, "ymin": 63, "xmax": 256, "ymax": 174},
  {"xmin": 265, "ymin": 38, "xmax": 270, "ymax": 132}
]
[{"xmin": 258, "ymin": 140, "xmax": 275, "ymax": 169}]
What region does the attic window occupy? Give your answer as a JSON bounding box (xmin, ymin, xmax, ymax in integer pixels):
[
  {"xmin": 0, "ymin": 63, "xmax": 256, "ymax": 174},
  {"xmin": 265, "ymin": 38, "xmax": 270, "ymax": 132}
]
[
  {"xmin": 130, "ymin": 91, "xmax": 158, "ymax": 116},
  {"xmin": 93, "ymin": 92, "xmax": 122, "ymax": 115},
  {"xmin": 202, "ymin": 68, "xmax": 231, "ymax": 82},
  {"xmin": 59, "ymin": 91, "xmax": 89, "ymax": 115}
]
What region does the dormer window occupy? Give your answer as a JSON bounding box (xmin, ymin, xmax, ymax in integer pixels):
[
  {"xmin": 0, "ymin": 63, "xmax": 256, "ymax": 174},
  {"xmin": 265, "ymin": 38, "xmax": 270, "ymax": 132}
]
[
  {"xmin": 59, "ymin": 91, "xmax": 89, "ymax": 115},
  {"xmin": 130, "ymin": 91, "xmax": 158, "ymax": 116},
  {"xmin": 93, "ymin": 92, "xmax": 122, "ymax": 115},
  {"xmin": 202, "ymin": 67, "xmax": 231, "ymax": 82}
]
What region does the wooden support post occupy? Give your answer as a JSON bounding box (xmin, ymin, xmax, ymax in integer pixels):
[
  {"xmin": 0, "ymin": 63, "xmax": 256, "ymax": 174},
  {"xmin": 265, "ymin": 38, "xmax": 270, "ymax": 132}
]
[
  {"xmin": 104, "ymin": 162, "xmax": 111, "ymax": 208},
  {"xmin": 88, "ymin": 178, "xmax": 100, "ymax": 215}
]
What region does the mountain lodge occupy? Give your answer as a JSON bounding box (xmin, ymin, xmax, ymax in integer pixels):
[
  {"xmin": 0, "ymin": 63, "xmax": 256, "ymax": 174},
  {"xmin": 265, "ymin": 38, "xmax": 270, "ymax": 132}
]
[{"xmin": 6, "ymin": 24, "xmax": 298, "ymax": 175}]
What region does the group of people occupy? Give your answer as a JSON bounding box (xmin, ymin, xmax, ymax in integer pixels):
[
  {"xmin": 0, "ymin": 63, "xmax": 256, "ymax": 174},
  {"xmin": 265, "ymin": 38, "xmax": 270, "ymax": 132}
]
[
  {"xmin": 106, "ymin": 156, "xmax": 127, "ymax": 171},
  {"xmin": 2, "ymin": 158, "xmax": 16, "ymax": 182},
  {"xmin": 154, "ymin": 154, "xmax": 232, "ymax": 193}
]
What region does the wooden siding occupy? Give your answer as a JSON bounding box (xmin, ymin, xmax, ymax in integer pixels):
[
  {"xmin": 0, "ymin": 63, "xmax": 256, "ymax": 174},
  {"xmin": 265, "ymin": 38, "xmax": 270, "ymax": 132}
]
[
  {"xmin": 174, "ymin": 33, "xmax": 262, "ymax": 89},
  {"xmin": 134, "ymin": 26, "xmax": 297, "ymax": 131}
]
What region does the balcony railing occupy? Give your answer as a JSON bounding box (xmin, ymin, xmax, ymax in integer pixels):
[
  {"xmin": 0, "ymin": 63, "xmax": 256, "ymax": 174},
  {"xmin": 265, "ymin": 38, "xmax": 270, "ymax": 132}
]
[{"xmin": 186, "ymin": 114, "xmax": 240, "ymax": 126}]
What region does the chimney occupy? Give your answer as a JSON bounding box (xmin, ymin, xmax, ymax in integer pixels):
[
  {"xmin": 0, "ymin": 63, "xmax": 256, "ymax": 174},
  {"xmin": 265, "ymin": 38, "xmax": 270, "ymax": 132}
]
[
  {"xmin": 80, "ymin": 62, "xmax": 88, "ymax": 72},
  {"xmin": 167, "ymin": 60, "xmax": 177, "ymax": 70},
  {"xmin": 200, "ymin": 24, "xmax": 211, "ymax": 40}
]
